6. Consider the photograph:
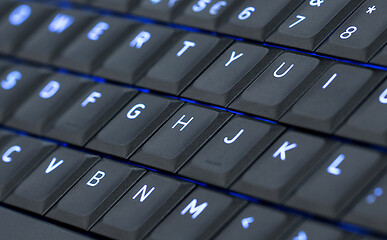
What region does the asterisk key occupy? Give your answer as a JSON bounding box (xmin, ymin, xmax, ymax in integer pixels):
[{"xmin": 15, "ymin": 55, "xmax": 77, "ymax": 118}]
[{"xmin": 366, "ymin": 6, "xmax": 376, "ymax": 14}]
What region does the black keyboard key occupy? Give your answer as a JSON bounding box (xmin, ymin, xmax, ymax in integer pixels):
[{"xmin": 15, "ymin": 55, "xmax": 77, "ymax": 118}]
[
  {"xmin": 281, "ymin": 64, "xmax": 385, "ymax": 134},
  {"xmin": 231, "ymin": 130, "xmax": 336, "ymax": 203},
  {"xmin": 174, "ymin": 0, "xmax": 237, "ymax": 31},
  {"xmin": 94, "ymin": 24, "xmax": 176, "ymax": 85},
  {"xmin": 137, "ymin": 32, "xmax": 232, "ymax": 95},
  {"xmin": 148, "ymin": 188, "xmax": 245, "ymax": 240},
  {"xmin": 181, "ymin": 42, "xmax": 281, "ymax": 107},
  {"xmin": 4, "ymin": 148, "xmax": 99, "ymax": 215},
  {"xmin": 214, "ymin": 204, "xmax": 298, "ymax": 240},
  {"xmin": 131, "ymin": 104, "xmax": 231, "ymax": 172},
  {"xmin": 46, "ymin": 159, "xmax": 145, "ymax": 230},
  {"xmin": 286, "ymin": 145, "xmax": 385, "ymax": 218},
  {"xmin": 317, "ymin": 0, "xmax": 387, "ymax": 62},
  {"xmin": 0, "ymin": 207, "xmax": 93, "ymax": 240},
  {"xmin": 267, "ymin": 0, "xmax": 363, "ymax": 51},
  {"xmin": 92, "ymin": 172, "xmax": 194, "ymax": 240},
  {"xmin": 229, "ymin": 52, "xmax": 330, "ymax": 120},
  {"xmin": 343, "ymin": 171, "xmax": 387, "ymax": 234},
  {"xmin": 0, "ymin": 2, "xmax": 52, "ymax": 54},
  {"xmin": 54, "ymin": 16, "xmax": 135, "ymax": 73},
  {"xmin": 218, "ymin": 0, "xmax": 303, "ymax": 41},
  {"xmin": 370, "ymin": 44, "xmax": 387, "ymax": 67},
  {"xmin": 6, "ymin": 73, "xmax": 92, "ymax": 135},
  {"xmin": 90, "ymin": 0, "xmax": 137, "ymax": 12},
  {"xmin": 283, "ymin": 220, "xmax": 353, "ymax": 240},
  {"xmin": 87, "ymin": 93, "xmax": 182, "ymax": 158},
  {"xmin": 0, "ymin": 66, "xmax": 48, "ymax": 122},
  {"xmin": 132, "ymin": 0, "xmax": 188, "ymax": 22},
  {"xmin": 45, "ymin": 83, "xmax": 136, "ymax": 146},
  {"xmin": 16, "ymin": 9, "xmax": 95, "ymax": 64},
  {"xmin": 337, "ymin": 80, "xmax": 387, "ymax": 147},
  {"xmin": 179, "ymin": 116, "xmax": 285, "ymax": 188},
  {"xmin": 0, "ymin": 136, "xmax": 56, "ymax": 201}
]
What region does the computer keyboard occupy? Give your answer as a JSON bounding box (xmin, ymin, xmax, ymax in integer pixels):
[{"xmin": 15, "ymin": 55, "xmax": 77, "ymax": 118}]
[{"xmin": 0, "ymin": 0, "xmax": 386, "ymax": 239}]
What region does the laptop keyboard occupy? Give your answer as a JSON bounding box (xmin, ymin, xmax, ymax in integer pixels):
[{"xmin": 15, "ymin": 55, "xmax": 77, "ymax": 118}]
[{"xmin": 0, "ymin": 0, "xmax": 386, "ymax": 239}]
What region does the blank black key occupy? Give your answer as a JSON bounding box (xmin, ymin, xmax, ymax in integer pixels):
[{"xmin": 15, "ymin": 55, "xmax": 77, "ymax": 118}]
[
  {"xmin": 54, "ymin": 16, "xmax": 135, "ymax": 73},
  {"xmin": 0, "ymin": 66, "xmax": 49, "ymax": 122},
  {"xmin": 0, "ymin": 2, "xmax": 52, "ymax": 54},
  {"xmin": 337, "ymin": 80, "xmax": 387, "ymax": 147},
  {"xmin": 267, "ymin": 0, "xmax": 362, "ymax": 51},
  {"xmin": 286, "ymin": 145, "xmax": 386, "ymax": 218},
  {"xmin": 231, "ymin": 130, "xmax": 336, "ymax": 203},
  {"xmin": 229, "ymin": 52, "xmax": 330, "ymax": 120},
  {"xmin": 132, "ymin": 0, "xmax": 188, "ymax": 22},
  {"xmin": 136, "ymin": 32, "xmax": 232, "ymax": 95},
  {"xmin": 45, "ymin": 83, "xmax": 137, "ymax": 146},
  {"xmin": 179, "ymin": 116, "xmax": 285, "ymax": 188},
  {"xmin": 283, "ymin": 220, "xmax": 353, "ymax": 240},
  {"xmin": 182, "ymin": 42, "xmax": 281, "ymax": 107},
  {"xmin": 218, "ymin": 0, "xmax": 303, "ymax": 41},
  {"xmin": 4, "ymin": 148, "xmax": 99, "ymax": 215},
  {"xmin": 148, "ymin": 188, "xmax": 245, "ymax": 240},
  {"xmin": 92, "ymin": 173, "xmax": 194, "ymax": 240},
  {"xmin": 280, "ymin": 64, "xmax": 385, "ymax": 134},
  {"xmin": 214, "ymin": 204, "xmax": 298, "ymax": 240},
  {"xmin": 46, "ymin": 159, "xmax": 145, "ymax": 230},
  {"xmin": 6, "ymin": 73, "xmax": 93, "ymax": 135},
  {"xmin": 87, "ymin": 93, "xmax": 182, "ymax": 158},
  {"xmin": 317, "ymin": 0, "xmax": 387, "ymax": 62},
  {"xmin": 90, "ymin": 0, "xmax": 137, "ymax": 12},
  {"xmin": 16, "ymin": 9, "xmax": 96, "ymax": 64},
  {"xmin": 0, "ymin": 136, "xmax": 56, "ymax": 201},
  {"xmin": 343, "ymin": 171, "xmax": 387, "ymax": 234},
  {"xmin": 370, "ymin": 44, "xmax": 387, "ymax": 67},
  {"xmin": 174, "ymin": 0, "xmax": 237, "ymax": 31},
  {"xmin": 94, "ymin": 24, "xmax": 176, "ymax": 85},
  {"xmin": 131, "ymin": 104, "xmax": 231, "ymax": 172},
  {"xmin": 0, "ymin": 206, "xmax": 93, "ymax": 240}
]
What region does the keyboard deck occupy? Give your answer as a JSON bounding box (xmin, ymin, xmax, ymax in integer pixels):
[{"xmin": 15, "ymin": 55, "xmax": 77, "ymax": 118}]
[{"xmin": 0, "ymin": 0, "xmax": 386, "ymax": 239}]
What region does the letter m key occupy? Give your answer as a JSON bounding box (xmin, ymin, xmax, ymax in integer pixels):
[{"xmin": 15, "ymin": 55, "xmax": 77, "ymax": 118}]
[{"xmin": 180, "ymin": 199, "xmax": 208, "ymax": 219}]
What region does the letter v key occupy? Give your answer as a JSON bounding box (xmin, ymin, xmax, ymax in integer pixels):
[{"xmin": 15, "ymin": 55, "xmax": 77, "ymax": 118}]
[{"xmin": 45, "ymin": 157, "xmax": 64, "ymax": 174}]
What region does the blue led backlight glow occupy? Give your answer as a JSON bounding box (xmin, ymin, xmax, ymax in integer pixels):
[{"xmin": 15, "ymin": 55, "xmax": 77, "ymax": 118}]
[
  {"xmin": 48, "ymin": 13, "xmax": 74, "ymax": 33},
  {"xmin": 9, "ymin": 4, "xmax": 31, "ymax": 26}
]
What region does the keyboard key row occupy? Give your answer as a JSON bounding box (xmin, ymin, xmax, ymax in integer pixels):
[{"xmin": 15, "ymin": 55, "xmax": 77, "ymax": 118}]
[
  {"xmin": 65, "ymin": 0, "xmax": 387, "ymax": 63},
  {"xmin": 0, "ymin": 129, "xmax": 386, "ymax": 239},
  {"xmin": 0, "ymin": 2, "xmax": 385, "ymax": 146}
]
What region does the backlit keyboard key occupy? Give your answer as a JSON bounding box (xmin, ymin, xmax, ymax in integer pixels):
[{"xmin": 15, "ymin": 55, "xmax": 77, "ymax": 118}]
[
  {"xmin": 182, "ymin": 42, "xmax": 281, "ymax": 107},
  {"xmin": 137, "ymin": 32, "xmax": 232, "ymax": 95},
  {"xmin": 45, "ymin": 83, "xmax": 137, "ymax": 146},
  {"xmin": 229, "ymin": 52, "xmax": 330, "ymax": 120},
  {"xmin": 16, "ymin": 9, "xmax": 96, "ymax": 64},
  {"xmin": 0, "ymin": 65, "xmax": 49, "ymax": 122},
  {"xmin": 87, "ymin": 93, "xmax": 182, "ymax": 158},
  {"xmin": 92, "ymin": 172, "xmax": 194, "ymax": 239},
  {"xmin": 132, "ymin": 0, "xmax": 188, "ymax": 22},
  {"xmin": 179, "ymin": 116, "xmax": 285, "ymax": 188},
  {"xmin": 317, "ymin": 0, "xmax": 387, "ymax": 62},
  {"xmin": 6, "ymin": 73, "xmax": 93, "ymax": 135},
  {"xmin": 148, "ymin": 188, "xmax": 245, "ymax": 240},
  {"xmin": 94, "ymin": 24, "xmax": 176, "ymax": 85},
  {"xmin": 0, "ymin": 2, "xmax": 52, "ymax": 54},
  {"xmin": 54, "ymin": 16, "xmax": 135, "ymax": 73},
  {"xmin": 174, "ymin": 0, "xmax": 238, "ymax": 31},
  {"xmin": 46, "ymin": 159, "xmax": 145, "ymax": 230},
  {"xmin": 281, "ymin": 64, "xmax": 386, "ymax": 134},
  {"xmin": 0, "ymin": 135, "xmax": 56, "ymax": 201},
  {"xmin": 218, "ymin": 0, "xmax": 303, "ymax": 41},
  {"xmin": 231, "ymin": 130, "xmax": 336, "ymax": 203},
  {"xmin": 4, "ymin": 148, "xmax": 99, "ymax": 215},
  {"xmin": 90, "ymin": 0, "xmax": 137, "ymax": 12},
  {"xmin": 131, "ymin": 104, "xmax": 231, "ymax": 172},
  {"xmin": 286, "ymin": 145, "xmax": 386, "ymax": 218}
]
